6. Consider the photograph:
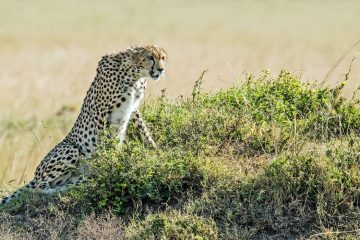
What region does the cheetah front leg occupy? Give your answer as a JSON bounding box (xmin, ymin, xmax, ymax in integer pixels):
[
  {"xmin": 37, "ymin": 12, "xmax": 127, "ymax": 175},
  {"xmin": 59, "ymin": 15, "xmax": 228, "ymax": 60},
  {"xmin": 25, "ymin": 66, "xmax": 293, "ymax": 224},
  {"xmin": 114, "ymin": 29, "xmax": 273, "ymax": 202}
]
[{"xmin": 131, "ymin": 110, "xmax": 157, "ymax": 148}]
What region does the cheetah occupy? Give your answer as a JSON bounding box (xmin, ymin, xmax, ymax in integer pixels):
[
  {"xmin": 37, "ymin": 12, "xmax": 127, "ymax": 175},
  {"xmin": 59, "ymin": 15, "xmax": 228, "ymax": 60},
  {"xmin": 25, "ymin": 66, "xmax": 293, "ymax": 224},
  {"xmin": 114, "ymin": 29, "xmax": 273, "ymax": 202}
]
[{"xmin": 0, "ymin": 45, "xmax": 167, "ymax": 205}]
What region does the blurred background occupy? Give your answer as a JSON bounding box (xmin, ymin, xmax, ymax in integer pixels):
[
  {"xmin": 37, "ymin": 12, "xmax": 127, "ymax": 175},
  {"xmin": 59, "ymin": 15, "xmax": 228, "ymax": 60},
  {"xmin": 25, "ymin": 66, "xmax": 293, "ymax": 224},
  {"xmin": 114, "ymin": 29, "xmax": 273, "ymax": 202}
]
[{"xmin": 1, "ymin": 0, "xmax": 360, "ymax": 188}]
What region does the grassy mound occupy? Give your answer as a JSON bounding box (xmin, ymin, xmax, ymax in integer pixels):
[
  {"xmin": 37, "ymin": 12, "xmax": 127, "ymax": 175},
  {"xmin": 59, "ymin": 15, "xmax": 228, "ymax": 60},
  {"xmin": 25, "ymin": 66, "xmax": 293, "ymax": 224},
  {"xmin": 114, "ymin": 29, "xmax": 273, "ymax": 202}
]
[{"xmin": 1, "ymin": 71, "xmax": 359, "ymax": 239}]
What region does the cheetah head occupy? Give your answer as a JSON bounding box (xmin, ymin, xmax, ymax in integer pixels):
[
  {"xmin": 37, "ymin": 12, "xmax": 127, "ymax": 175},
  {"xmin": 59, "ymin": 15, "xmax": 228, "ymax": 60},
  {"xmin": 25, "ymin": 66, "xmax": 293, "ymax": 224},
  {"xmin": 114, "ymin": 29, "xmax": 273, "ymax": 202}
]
[{"xmin": 128, "ymin": 45, "xmax": 167, "ymax": 81}]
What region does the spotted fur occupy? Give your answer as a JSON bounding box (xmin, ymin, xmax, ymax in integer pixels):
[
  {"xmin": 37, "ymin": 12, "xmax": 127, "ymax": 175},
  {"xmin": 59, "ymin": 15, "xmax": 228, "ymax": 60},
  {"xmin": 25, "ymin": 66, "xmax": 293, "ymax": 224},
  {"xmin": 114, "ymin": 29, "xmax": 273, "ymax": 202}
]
[{"xmin": 0, "ymin": 45, "xmax": 167, "ymax": 205}]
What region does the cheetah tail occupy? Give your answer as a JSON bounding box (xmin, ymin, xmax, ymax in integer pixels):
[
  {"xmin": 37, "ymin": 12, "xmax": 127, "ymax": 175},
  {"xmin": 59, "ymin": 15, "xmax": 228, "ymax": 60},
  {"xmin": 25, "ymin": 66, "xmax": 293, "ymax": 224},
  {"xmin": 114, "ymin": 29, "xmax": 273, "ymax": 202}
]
[{"xmin": 0, "ymin": 180, "xmax": 36, "ymax": 206}]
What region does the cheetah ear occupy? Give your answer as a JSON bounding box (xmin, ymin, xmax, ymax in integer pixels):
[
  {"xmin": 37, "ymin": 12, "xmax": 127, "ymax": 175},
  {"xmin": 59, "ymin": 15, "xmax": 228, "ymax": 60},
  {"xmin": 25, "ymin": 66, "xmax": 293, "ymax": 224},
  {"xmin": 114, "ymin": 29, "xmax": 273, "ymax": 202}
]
[
  {"xmin": 127, "ymin": 47, "xmax": 142, "ymax": 59},
  {"xmin": 127, "ymin": 47, "xmax": 136, "ymax": 53},
  {"xmin": 127, "ymin": 46, "xmax": 143, "ymax": 54}
]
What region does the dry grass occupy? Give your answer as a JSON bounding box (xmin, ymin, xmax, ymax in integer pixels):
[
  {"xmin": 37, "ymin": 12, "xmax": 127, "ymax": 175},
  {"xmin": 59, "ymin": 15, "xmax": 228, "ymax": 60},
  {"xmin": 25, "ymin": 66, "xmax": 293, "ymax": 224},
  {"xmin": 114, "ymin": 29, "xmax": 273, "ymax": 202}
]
[
  {"xmin": 0, "ymin": 208, "xmax": 125, "ymax": 240},
  {"xmin": 76, "ymin": 212, "xmax": 125, "ymax": 240},
  {"xmin": 1, "ymin": 0, "xmax": 360, "ymax": 189}
]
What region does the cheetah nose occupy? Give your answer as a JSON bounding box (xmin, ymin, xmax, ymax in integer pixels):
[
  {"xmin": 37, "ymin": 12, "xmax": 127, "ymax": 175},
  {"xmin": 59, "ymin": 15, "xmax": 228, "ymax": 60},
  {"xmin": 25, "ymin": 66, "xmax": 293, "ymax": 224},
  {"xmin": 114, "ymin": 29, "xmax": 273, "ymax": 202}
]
[{"xmin": 157, "ymin": 68, "xmax": 164, "ymax": 73}]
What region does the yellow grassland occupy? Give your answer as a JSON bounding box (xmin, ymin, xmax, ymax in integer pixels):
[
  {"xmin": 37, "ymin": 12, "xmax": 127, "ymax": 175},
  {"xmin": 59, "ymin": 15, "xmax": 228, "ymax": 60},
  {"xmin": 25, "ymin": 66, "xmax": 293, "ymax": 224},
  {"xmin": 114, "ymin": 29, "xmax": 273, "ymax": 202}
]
[{"xmin": 0, "ymin": 0, "xmax": 360, "ymax": 189}]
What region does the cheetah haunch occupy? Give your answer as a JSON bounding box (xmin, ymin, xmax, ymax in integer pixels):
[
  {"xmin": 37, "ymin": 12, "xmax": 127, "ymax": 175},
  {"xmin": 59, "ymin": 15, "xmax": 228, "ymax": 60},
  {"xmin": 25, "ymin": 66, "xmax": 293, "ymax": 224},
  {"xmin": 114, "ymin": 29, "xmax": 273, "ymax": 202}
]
[{"xmin": 1, "ymin": 45, "xmax": 167, "ymax": 205}]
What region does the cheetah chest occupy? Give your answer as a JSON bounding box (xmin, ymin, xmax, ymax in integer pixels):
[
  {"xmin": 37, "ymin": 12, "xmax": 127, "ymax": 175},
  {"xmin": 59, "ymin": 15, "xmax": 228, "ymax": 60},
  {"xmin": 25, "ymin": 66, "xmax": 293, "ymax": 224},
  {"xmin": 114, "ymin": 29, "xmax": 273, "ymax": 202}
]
[{"xmin": 108, "ymin": 85, "xmax": 144, "ymax": 127}]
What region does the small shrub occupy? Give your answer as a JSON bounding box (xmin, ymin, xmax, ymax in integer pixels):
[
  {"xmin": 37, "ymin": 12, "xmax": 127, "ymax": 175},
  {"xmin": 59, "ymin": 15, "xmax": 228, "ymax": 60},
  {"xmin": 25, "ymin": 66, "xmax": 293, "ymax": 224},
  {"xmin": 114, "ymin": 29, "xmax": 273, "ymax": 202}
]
[{"xmin": 70, "ymin": 136, "xmax": 206, "ymax": 214}]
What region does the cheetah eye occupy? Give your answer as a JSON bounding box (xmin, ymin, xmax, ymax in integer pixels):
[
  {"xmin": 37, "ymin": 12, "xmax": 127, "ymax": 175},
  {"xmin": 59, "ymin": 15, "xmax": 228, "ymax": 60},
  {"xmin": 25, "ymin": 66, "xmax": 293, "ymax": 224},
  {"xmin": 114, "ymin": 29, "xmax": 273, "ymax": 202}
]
[
  {"xmin": 147, "ymin": 56, "xmax": 154, "ymax": 61},
  {"xmin": 161, "ymin": 56, "xmax": 165, "ymax": 60}
]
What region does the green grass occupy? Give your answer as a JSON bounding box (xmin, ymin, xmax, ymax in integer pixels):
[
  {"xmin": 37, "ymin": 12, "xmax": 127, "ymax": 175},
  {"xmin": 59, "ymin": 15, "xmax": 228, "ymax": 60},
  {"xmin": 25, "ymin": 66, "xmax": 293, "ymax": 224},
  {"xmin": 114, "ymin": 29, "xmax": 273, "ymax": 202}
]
[{"xmin": 1, "ymin": 71, "xmax": 359, "ymax": 239}]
